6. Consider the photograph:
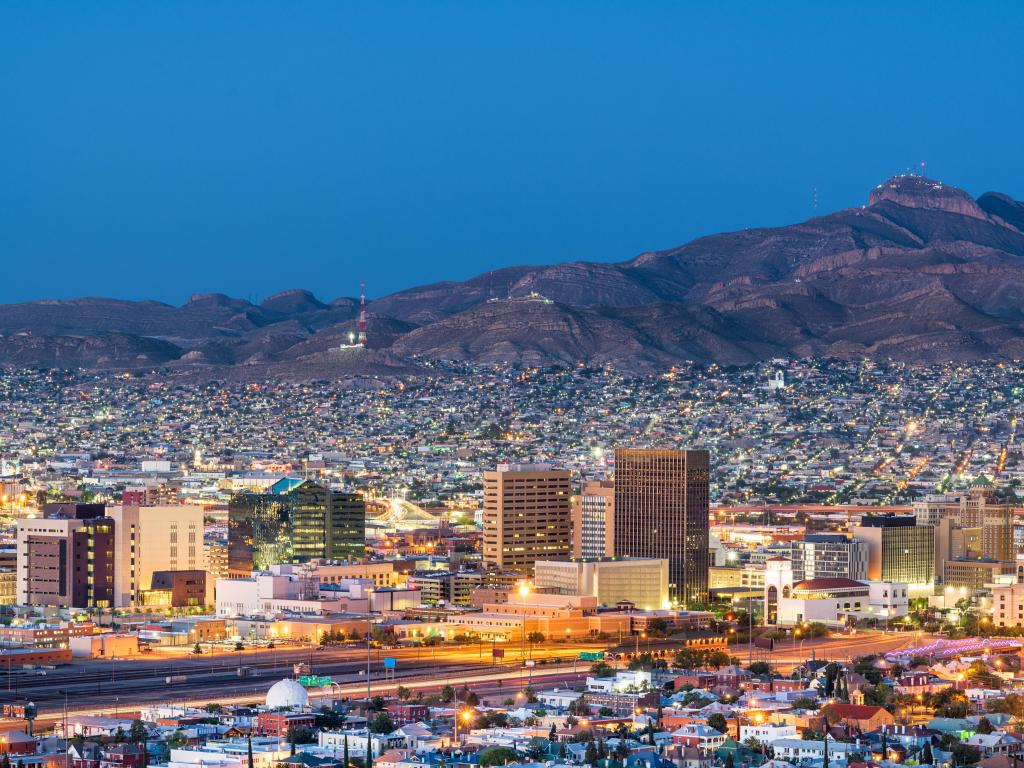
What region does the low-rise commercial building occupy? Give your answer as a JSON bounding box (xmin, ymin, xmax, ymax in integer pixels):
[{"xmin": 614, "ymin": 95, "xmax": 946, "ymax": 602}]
[
  {"xmin": 533, "ymin": 557, "xmax": 669, "ymax": 609},
  {"xmin": 943, "ymin": 559, "xmax": 1010, "ymax": 591}
]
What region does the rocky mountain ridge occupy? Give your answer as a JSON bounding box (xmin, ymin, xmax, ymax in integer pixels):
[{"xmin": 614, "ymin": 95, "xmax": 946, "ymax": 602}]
[{"xmin": 4, "ymin": 175, "xmax": 1024, "ymax": 377}]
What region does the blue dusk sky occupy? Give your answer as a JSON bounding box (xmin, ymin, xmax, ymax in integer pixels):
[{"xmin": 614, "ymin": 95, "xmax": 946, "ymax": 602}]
[{"xmin": 1, "ymin": 1, "xmax": 1022, "ymax": 304}]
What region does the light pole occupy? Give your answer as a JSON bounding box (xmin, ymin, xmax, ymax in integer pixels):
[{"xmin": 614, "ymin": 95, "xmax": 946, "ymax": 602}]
[
  {"xmin": 747, "ymin": 596, "xmax": 754, "ymax": 666},
  {"xmin": 454, "ymin": 709, "xmax": 473, "ymax": 745}
]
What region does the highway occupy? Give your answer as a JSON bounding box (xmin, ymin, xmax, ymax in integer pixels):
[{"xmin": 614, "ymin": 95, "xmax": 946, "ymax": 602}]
[
  {"xmin": 0, "ymin": 641, "xmax": 601, "ymax": 722},
  {"xmin": 0, "ymin": 630, "xmax": 924, "ymax": 729}
]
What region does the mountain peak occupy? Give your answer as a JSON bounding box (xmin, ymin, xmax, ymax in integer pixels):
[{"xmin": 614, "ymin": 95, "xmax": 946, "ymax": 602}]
[
  {"xmin": 868, "ymin": 175, "xmax": 987, "ymax": 219},
  {"xmin": 260, "ymin": 289, "xmax": 326, "ymax": 314}
]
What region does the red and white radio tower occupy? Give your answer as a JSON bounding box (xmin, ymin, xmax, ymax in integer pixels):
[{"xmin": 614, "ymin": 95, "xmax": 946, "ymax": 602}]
[{"xmin": 357, "ymin": 281, "xmax": 368, "ymax": 347}]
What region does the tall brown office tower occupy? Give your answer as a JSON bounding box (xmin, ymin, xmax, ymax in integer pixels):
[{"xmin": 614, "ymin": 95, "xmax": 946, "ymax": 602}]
[
  {"xmin": 483, "ymin": 463, "xmax": 572, "ymax": 572},
  {"xmin": 613, "ymin": 448, "xmax": 710, "ymax": 606}
]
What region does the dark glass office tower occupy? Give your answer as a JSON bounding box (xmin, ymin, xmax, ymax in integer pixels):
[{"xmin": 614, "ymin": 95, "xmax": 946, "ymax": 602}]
[
  {"xmin": 228, "ymin": 479, "xmax": 365, "ymax": 575},
  {"xmin": 613, "ymin": 448, "xmax": 710, "ymax": 606}
]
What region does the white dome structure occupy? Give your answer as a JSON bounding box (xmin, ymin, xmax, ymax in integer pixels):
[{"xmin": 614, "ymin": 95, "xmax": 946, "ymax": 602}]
[{"xmin": 266, "ymin": 678, "xmax": 309, "ymax": 709}]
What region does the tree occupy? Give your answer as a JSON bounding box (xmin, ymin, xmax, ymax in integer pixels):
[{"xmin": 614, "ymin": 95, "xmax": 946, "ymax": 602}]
[
  {"xmin": 343, "ymin": 735, "xmax": 350, "ymax": 768},
  {"xmin": 647, "ymin": 618, "xmax": 670, "ymax": 636},
  {"xmin": 568, "ymin": 697, "xmax": 591, "ymax": 716},
  {"xmin": 976, "ymin": 717, "xmax": 994, "ymax": 735},
  {"xmin": 707, "ymin": 713, "xmax": 729, "ymax": 734},
  {"xmin": 852, "ymin": 655, "xmax": 882, "ymax": 685},
  {"xmin": 724, "ymin": 754, "xmax": 735, "ymax": 768},
  {"xmin": 748, "ymin": 661, "xmax": 772, "ymax": 675},
  {"xmin": 706, "ymin": 651, "xmax": 731, "ymax": 670},
  {"xmin": 526, "ymin": 632, "xmax": 546, "ymax": 644},
  {"xmin": 526, "ymin": 739, "xmax": 547, "ymax": 760},
  {"xmin": 396, "ymin": 686, "xmax": 411, "ymax": 702},
  {"xmin": 287, "ymin": 726, "xmax": 316, "ymax": 746},
  {"xmin": 921, "ymin": 742, "xmax": 934, "ymax": 765},
  {"xmin": 167, "ymin": 731, "xmax": 189, "ymax": 750},
  {"xmin": 114, "ymin": 726, "xmax": 127, "ymax": 743},
  {"xmin": 366, "ymin": 733, "xmax": 373, "ymax": 768},
  {"xmin": 369, "ymin": 712, "xmax": 395, "ymax": 734},
  {"xmin": 584, "ymin": 741, "xmax": 599, "ymax": 765},
  {"xmin": 791, "ymin": 696, "xmax": 819, "ymax": 711},
  {"xmin": 480, "ymin": 748, "xmax": 520, "ymax": 768},
  {"xmin": 315, "ymin": 707, "xmax": 347, "ymax": 729},
  {"xmin": 192, "ymin": 642, "xmax": 203, "ymax": 655},
  {"xmin": 743, "ymin": 737, "xmax": 762, "ymax": 752},
  {"xmin": 129, "ymin": 719, "xmax": 148, "ymax": 744},
  {"xmin": 465, "ymin": 691, "xmax": 480, "ymax": 707},
  {"xmin": 950, "ymin": 742, "xmax": 981, "ymax": 766},
  {"xmin": 234, "ymin": 641, "xmax": 245, "ymax": 651},
  {"xmin": 989, "ymin": 694, "xmax": 1024, "ymax": 714},
  {"xmin": 933, "ymin": 688, "xmax": 970, "ymax": 719},
  {"xmin": 590, "ymin": 661, "xmax": 615, "ymax": 677},
  {"xmin": 440, "ymin": 685, "xmax": 455, "ymax": 703}
]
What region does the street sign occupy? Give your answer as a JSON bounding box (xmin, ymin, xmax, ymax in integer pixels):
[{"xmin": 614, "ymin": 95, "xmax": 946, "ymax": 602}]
[
  {"xmin": 298, "ymin": 674, "xmax": 332, "ymax": 687},
  {"xmin": 383, "ymin": 657, "xmax": 396, "ymax": 669},
  {"xmin": 578, "ymin": 651, "xmax": 605, "ymax": 661},
  {"xmin": 525, "ymin": 660, "xmax": 535, "ymax": 667},
  {"xmin": 492, "ymin": 648, "xmax": 505, "ymax": 658}
]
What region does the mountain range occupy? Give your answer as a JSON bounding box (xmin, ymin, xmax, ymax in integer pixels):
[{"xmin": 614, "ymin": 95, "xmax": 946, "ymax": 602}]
[{"xmin": 5, "ymin": 174, "xmax": 1024, "ymax": 377}]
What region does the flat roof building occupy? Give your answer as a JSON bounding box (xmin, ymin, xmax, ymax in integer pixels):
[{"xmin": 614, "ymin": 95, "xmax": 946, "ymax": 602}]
[
  {"xmin": 613, "ymin": 448, "xmax": 710, "ymax": 606},
  {"xmin": 483, "ymin": 464, "xmax": 571, "ymax": 572},
  {"xmin": 533, "ymin": 557, "xmax": 669, "ymax": 610}
]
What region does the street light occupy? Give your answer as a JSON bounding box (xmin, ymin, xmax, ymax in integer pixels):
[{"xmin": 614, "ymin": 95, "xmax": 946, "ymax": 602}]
[{"xmin": 454, "ymin": 708, "xmax": 474, "ymax": 744}]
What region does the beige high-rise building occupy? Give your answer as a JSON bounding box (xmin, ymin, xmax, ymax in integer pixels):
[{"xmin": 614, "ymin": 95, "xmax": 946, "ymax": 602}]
[
  {"xmin": 934, "ymin": 517, "xmax": 982, "ymax": 583},
  {"xmin": 613, "ymin": 448, "xmax": 710, "ymax": 606},
  {"xmin": 913, "ymin": 494, "xmax": 961, "ymax": 527},
  {"xmin": 958, "ymin": 480, "xmax": 1006, "ymax": 528},
  {"xmin": 483, "ymin": 464, "xmax": 571, "ymax": 572},
  {"xmin": 108, "ymin": 505, "xmax": 208, "ymax": 607},
  {"xmin": 982, "ymin": 504, "xmax": 1015, "ymax": 563},
  {"xmin": 572, "ymin": 480, "xmax": 614, "ymax": 559}
]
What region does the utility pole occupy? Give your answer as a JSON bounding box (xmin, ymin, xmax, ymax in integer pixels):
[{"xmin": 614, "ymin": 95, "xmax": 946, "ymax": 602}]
[{"xmin": 748, "ymin": 595, "xmax": 754, "ymax": 666}]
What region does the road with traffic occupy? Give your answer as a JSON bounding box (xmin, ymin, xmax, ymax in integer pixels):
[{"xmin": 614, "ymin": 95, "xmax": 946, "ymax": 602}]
[{"xmin": 0, "ymin": 630, "xmax": 926, "ymax": 729}]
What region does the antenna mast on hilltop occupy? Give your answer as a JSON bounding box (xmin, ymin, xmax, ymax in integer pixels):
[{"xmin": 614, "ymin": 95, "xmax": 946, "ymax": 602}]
[
  {"xmin": 357, "ymin": 281, "xmax": 368, "ymax": 347},
  {"xmin": 920, "ymin": 161, "xmax": 926, "ymax": 177}
]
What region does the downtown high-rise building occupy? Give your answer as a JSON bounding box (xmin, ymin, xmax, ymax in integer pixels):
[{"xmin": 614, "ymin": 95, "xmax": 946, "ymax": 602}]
[
  {"xmin": 572, "ymin": 479, "xmax": 615, "ymax": 559},
  {"xmin": 790, "ymin": 534, "xmax": 869, "ymax": 582},
  {"xmin": 107, "ymin": 504, "xmax": 207, "ymax": 607},
  {"xmin": 16, "ymin": 507, "xmax": 115, "ymax": 609},
  {"xmin": 482, "ymin": 463, "xmax": 572, "ymax": 572},
  {"xmin": 853, "ymin": 514, "xmax": 935, "ymax": 594},
  {"xmin": 612, "ymin": 448, "xmax": 710, "ymax": 606},
  {"xmin": 228, "ymin": 479, "xmax": 366, "ymax": 576}
]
